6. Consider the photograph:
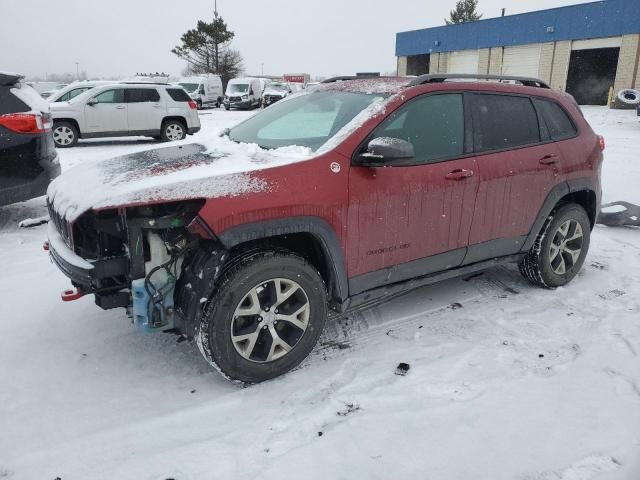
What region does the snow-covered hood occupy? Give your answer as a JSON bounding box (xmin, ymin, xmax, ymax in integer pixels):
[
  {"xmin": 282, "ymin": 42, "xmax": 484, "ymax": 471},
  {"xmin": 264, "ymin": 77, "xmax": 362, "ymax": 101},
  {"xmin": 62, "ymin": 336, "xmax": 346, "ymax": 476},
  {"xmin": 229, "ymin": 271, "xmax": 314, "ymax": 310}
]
[
  {"xmin": 47, "ymin": 138, "xmax": 313, "ymax": 222},
  {"xmin": 264, "ymin": 88, "xmax": 287, "ymax": 97}
]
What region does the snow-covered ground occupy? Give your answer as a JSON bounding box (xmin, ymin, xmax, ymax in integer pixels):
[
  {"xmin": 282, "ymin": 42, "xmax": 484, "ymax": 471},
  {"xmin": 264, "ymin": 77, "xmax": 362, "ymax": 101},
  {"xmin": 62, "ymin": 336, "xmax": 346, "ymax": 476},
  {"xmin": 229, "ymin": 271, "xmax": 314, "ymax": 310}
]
[{"xmin": 0, "ymin": 107, "xmax": 639, "ymax": 480}]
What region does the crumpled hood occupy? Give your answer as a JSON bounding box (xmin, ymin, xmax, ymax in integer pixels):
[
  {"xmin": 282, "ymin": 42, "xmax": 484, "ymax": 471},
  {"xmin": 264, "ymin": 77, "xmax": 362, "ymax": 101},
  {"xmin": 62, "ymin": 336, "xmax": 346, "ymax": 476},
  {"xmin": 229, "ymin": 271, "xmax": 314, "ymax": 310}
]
[{"xmin": 47, "ymin": 139, "xmax": 313, "ymax": 221}]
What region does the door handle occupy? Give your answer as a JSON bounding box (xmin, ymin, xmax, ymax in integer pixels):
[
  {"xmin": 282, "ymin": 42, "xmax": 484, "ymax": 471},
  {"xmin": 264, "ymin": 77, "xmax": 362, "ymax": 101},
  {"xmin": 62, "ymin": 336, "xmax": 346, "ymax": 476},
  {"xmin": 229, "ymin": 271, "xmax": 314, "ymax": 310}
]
[
  {"xmin": 115, "ymin": 105, "xmax": 126, "ymax": 110},
  {"xmin": 539, "ymin": 154, "xmax": 558, "ymax": 165},
  {"xmin": 445, "ymin": 169, "xmax": 474, "ymax": 180}
]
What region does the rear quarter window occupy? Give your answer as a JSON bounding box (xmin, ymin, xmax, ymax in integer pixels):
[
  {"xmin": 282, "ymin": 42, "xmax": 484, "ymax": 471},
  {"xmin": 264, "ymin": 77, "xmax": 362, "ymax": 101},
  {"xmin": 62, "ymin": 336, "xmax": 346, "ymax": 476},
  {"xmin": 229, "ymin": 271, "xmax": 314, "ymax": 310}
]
[
  {"xmin": 0, "ymin": 86, "xmax": 29, "ymax": 114},
  {"xmin": 533, "ymin": 98, "xmax": 578, "ymax": 141},
  {"xmin": 166, "ymin": 88, "xmax": 191, "ymax": 102},
  {"xmin": 473, "ymin": 94, "xmax": 540, "ymax": 153}
]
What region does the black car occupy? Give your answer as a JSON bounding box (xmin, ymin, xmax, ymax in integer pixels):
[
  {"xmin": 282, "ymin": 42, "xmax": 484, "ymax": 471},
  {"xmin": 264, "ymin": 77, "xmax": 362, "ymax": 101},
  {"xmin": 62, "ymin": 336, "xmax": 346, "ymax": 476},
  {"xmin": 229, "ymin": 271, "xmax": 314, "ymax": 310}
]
[{"xmin": 0, "ymin": 72, "xmax": 60, "ymax": 206}]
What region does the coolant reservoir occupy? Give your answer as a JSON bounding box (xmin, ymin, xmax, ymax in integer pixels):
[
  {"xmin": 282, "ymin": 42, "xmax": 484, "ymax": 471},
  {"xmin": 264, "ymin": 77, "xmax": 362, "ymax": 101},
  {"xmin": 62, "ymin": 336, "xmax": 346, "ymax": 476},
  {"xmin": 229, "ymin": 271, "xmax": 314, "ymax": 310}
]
[{"xmin": 132, "ymin": 232, "xmax": 180, "ymax": 332}]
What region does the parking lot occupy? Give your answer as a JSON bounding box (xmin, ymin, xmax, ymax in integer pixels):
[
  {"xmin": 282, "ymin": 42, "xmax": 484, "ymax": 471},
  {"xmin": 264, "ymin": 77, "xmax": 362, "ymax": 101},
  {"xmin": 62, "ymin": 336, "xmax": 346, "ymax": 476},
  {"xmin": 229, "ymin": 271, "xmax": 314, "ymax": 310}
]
[{"xmin": 0, "ymin": 106, "xmax": 638, "ymax": 479}]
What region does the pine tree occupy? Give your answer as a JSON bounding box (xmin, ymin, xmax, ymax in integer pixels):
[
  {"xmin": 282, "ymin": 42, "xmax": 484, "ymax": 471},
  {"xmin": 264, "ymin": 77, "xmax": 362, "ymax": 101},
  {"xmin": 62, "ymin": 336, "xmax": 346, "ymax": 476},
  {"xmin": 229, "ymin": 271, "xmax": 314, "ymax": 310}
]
[
  {"xmin": 445, "ymin": 0, "xmax": 483, "ymax": 25},
  {"xmin": 171, "ymin": 13, "xmax": 243, "ymax": 87}
]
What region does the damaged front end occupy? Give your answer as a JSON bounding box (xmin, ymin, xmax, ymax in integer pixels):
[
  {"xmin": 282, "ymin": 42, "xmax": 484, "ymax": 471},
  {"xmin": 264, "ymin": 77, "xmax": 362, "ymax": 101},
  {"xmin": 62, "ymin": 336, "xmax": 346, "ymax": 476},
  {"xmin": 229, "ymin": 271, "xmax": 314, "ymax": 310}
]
[{"xmin": 47, "ymin": 200, "xmax": 226, "ymax": 337}]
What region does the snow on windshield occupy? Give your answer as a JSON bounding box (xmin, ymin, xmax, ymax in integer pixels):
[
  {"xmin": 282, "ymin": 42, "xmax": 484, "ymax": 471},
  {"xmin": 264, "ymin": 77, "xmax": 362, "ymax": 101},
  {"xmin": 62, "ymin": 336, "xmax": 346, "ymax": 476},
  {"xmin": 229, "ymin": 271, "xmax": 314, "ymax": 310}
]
[{"xmin": 48, "ymin": 135, "xmax": 313, "ymax": 221}]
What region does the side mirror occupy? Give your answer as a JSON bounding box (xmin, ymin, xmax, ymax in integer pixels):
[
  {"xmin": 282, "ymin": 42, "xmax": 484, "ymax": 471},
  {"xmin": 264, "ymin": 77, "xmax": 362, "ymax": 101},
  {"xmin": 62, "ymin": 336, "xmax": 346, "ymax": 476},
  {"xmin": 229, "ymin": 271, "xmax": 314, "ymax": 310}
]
[
  {"xmin": 86, "ymin": 98, "xmax": 97, "ymax": 106},
  {"xmin": 199, "ymin": 87, "xmax": 205, "ymax": 94},
  {"xmin": 249, "ymin": 90, "xmax": 254, "ymax": 95},
  {"xmin": 357, "ymin": 137, "xmax": 414, "ymax": 166}
]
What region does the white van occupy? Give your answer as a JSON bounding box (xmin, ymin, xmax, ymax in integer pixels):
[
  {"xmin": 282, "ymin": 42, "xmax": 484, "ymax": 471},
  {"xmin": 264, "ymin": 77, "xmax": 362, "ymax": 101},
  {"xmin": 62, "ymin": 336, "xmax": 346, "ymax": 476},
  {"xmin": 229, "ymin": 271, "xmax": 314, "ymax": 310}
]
[
  {"xmin": 223, "ymin": 77, "xmax": 262, "ymax": 110},
  {"xmin": 178, "ymin": 74, "xmax": 223, "ymax": 109}
]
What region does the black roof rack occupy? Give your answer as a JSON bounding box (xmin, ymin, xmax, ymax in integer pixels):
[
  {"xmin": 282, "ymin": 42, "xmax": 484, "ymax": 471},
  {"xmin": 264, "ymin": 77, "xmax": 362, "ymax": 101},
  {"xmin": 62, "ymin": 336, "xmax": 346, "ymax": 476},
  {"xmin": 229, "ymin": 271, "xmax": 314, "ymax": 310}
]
[
  {"xmin": 407, "ymin": 74, "xmax": 550, "ymax": 89},
  {"xmin": 321, "ymin": 75, "xmax": 391, "ymax": 84}
]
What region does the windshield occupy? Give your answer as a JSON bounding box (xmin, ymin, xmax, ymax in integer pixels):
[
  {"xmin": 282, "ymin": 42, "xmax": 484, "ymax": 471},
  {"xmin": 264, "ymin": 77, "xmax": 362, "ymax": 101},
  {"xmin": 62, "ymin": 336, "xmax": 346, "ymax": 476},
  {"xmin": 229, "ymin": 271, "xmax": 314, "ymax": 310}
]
[
  {"xmin": 266, "ymin": 84, "xmax": 288, "ymax": 92},
  {"xmin": 228, "ymin": 83, "xmax": 249, "ymax": 94},
  {"xmin": 179, "ymin": 83, "xmax": 199, "ymax": 93},
  {"xmin": 229, "ymin": 91, "xmax": 383, "ymax": 151}
]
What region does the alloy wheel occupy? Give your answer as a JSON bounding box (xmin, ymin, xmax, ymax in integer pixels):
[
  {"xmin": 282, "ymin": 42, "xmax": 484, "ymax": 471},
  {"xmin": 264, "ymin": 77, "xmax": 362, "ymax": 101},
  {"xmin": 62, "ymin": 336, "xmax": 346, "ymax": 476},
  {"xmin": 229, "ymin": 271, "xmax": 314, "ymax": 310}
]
[
  {"xmin": 549, "ymin": 220, "xmax": 583, "ymax": 275},
  {"xmin": 165, "ymin": 123, "xmax": 184, "ymax": 141},
  {"xmin": 231, "ymin": 278, "xmax": 311, "ymax": 363},
  {"xmin": 53, "ymin": 126, "xmax": 75, "ymax": 146}
]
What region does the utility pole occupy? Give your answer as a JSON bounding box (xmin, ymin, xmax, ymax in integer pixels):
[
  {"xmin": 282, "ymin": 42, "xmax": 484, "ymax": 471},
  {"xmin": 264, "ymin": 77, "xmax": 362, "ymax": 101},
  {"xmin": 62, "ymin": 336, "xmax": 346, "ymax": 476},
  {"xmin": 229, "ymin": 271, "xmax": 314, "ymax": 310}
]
[
  {"xmin": 75, "ymin": 62, "xmax": 79, "ymax": 80},
  {"xmin": 214, "ymin": 0, "xmax": 218, "ymax": 16}
]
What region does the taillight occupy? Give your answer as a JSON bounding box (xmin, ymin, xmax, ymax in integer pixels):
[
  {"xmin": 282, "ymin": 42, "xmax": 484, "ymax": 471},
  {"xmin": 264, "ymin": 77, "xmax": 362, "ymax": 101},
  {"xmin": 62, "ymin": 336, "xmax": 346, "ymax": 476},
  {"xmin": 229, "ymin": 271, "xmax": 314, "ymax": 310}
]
[
  {"xmin": 598, "ymin": 135, "xmax": 605, "ymax": 151},
  {"xmin": 187, "ymin": 100, "xmax": 197, "ymax": 110},
  {"xmin": 0, "ymin": 113, "xmax": 51, "ymax": 134}
]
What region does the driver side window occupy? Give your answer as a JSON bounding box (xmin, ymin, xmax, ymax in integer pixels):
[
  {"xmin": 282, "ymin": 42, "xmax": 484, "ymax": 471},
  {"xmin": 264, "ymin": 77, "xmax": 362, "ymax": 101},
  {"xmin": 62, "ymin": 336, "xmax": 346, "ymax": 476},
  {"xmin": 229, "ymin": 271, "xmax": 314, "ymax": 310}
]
[
  {"xmin": 372, "ymin": 93, "xmax": 464, "ymax": 164},
  {"xmin": 93, "ymin": 89, "xmax": 124, "ymax": 104}
]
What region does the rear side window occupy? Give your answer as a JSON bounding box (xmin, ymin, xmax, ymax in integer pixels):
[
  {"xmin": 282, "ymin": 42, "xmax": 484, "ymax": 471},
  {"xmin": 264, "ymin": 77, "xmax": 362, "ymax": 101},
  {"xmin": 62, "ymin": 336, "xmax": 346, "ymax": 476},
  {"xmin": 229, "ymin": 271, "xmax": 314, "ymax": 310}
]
[
  {"xmin": 372, "ymin": 93, "xmax": 464, "ymax": 163},
  {"xmin": 166, "ymin": 88, "xmax": 191, "ymax": 102},
  {"xmin": 473, "ymin": 94, "xmax": 540, "ymax": 152},
  {"xmin": 533, "ymin": 98, "xmax": 577, "ymax": 140},
  {"xmin": 126, "ymin": 88, "xmax": 160, "ymax": 103},
  {"xmin": 0, "ymin": 86, "xmax": 29, "ymax": 114}
]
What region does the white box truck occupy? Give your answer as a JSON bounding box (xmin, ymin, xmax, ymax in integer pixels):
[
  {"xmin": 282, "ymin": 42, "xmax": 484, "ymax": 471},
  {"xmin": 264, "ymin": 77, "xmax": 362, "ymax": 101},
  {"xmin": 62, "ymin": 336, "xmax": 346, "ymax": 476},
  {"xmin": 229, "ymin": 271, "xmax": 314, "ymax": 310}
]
[{"xmin": 178, "ymin": 74, "xmax": 223, "ymax": 109}]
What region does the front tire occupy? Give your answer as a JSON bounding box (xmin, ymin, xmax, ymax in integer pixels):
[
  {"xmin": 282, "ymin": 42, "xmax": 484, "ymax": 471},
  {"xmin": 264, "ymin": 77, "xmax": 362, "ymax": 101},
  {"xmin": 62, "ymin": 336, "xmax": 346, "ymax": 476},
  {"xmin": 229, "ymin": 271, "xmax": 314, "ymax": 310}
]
[
  {"xmin": 198, "ymin": 250, "xmax": 327, "ymax": 383},
  {"xmin": 160, "ymin": 120, "xmax": 186, "ymax": 142},
  {"xmin": 519, "ymin": 203, "xmax": 591, "ymax": 288},
  {"xmin": 52, "ymin": 121, "xmax": 78, "ymax": 148}
]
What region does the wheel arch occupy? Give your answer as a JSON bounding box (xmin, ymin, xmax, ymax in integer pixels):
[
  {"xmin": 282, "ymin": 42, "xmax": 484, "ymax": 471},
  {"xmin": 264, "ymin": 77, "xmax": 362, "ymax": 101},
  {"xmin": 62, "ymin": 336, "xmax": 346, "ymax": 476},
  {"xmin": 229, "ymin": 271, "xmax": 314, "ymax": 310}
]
[
  {"xmin": 217, "ymin": 217, "xmax": 349, "ymax": 310},
  {"xmin": 162, "ymin": 116, "xmax": 187, "ymax": 129},
  {"xmin": 522, "ymin": 179, "xmax": 599, "ymax": 252},
  {"xmin": 53, "ymin": 118, "xmax": 81, "ymax": 137}
]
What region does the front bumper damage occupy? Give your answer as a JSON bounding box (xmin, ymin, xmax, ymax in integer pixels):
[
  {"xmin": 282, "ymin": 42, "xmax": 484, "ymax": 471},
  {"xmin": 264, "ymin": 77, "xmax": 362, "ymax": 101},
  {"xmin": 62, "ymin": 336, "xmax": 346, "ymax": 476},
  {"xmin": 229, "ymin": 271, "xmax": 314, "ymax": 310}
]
[{"xmin": 46, "ymin": 208, "xmax": 228, "ymax": 337}]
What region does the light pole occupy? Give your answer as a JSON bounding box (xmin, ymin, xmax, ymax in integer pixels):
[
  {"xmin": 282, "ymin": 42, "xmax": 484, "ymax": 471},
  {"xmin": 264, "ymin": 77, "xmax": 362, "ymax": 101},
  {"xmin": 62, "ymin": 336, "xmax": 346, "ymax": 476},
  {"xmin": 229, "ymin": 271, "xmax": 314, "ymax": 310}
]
[{"xmin": 75, "ymin": 62, "xmax": 79, "ymax": 80}]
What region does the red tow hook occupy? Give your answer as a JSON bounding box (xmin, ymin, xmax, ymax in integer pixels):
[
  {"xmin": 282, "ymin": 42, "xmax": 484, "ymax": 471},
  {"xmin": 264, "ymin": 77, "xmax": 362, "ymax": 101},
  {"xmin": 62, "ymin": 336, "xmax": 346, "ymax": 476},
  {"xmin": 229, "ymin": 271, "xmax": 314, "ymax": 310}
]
[
  {"xmin": 61, "ymin": 288, "xmax": 84, "ymax": 302},
  {"xmin": 43, "ymin": 241, "xmax": 50, "ymax": 252}
]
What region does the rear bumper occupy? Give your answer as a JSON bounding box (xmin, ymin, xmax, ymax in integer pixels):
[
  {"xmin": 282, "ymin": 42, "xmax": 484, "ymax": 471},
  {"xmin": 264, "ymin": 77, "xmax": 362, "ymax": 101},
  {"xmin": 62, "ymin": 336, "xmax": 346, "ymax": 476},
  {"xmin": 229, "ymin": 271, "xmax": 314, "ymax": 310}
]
[{"xmin": 0, "ymin": 153, "xmax": 60, "ymax": 206}]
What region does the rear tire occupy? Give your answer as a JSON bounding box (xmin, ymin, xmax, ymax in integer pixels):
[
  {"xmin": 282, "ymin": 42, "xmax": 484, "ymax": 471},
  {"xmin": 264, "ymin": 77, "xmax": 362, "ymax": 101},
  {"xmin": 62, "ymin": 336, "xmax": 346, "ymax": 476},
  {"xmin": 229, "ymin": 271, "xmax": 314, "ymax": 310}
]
[
  {"xmin": 519, "ymin": 203, "xmax": 591, "ymax": 288},
  {"xmin": 160, "ymin": 120, "xmax": 186, "ymax": 142},
  {"xmin": 52, "ymin": 121, "xmax": 78, "ymax": 148},
  {"xmin": 198, "ymin": 250, "xmax": 327, "ymax": 383}
]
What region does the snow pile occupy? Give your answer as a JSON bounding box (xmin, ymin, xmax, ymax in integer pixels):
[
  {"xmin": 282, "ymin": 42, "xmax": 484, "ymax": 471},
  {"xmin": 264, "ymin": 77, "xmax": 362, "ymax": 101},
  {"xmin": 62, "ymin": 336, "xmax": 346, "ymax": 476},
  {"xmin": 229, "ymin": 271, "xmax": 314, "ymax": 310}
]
[{"xmin": 47, "ymin": 135, "xmax": 313, "ymax": 221}]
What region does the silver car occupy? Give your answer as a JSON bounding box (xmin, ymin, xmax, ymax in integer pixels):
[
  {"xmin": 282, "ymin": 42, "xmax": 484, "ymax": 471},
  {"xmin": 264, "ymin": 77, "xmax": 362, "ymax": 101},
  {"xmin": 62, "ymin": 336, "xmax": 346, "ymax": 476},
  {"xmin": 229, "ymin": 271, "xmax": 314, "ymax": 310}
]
[{"xmin": 50, "ymin": 83, "xmax": 201, "ymax": 148}]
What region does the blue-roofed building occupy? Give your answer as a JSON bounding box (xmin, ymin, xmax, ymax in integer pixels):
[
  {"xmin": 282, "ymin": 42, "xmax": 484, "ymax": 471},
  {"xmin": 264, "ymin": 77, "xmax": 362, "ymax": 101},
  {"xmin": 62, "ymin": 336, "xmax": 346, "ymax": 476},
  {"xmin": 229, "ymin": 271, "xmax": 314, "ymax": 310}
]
[{"xmin": 396, "ymin": 0, "xmax": 640, "ymax": 105}]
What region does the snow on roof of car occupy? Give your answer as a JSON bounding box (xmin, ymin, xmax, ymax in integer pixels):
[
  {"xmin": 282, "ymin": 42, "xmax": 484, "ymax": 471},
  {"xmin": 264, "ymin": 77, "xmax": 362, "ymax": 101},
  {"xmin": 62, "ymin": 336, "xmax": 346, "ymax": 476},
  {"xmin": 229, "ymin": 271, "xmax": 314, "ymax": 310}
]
[
  {"xmin": 315, "ymin": 77, "xmax": 411, "ymax": 94},
  {"xmin": 47, "ymin": 138, "xmax": 313, "ymax": 221}
]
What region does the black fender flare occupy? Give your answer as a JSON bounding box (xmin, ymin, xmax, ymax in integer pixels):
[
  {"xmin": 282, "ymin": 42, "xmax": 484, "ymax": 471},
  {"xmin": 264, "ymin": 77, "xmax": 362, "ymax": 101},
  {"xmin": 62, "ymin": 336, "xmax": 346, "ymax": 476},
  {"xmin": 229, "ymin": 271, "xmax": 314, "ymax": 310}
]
[
  {"xmin": 217, "ymin": 216, "xmax": 349, "ymax": 306},
  {"xmin": 521, "ymin": 178, "xmax": 599, "ymax": 252}
]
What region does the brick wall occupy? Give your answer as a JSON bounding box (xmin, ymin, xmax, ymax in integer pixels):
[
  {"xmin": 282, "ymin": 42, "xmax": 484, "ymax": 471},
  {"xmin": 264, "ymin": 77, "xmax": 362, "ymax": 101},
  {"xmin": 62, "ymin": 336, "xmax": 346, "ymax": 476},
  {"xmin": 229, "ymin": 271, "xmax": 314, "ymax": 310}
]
[
  {"xmin": 397, "ymin": 56, "xmax": 408, "ymax": 76},
  {"xmin": 613, "ymin": 34, "xmax": 640, "ymax": 92},
  {"xmin": 538, "ymin": 43, "xmax": 555, "ymax": 84},
  {"xmin": 478, "ymin": 49, "xmax": 490, "ymax": 74},
  {"xmin": 488, "ymin": 47, "xmax": 503, "ymax": 75},
  {"xmin": 550, "ymin": 41, "xmax": 571, "ymax": 90}
]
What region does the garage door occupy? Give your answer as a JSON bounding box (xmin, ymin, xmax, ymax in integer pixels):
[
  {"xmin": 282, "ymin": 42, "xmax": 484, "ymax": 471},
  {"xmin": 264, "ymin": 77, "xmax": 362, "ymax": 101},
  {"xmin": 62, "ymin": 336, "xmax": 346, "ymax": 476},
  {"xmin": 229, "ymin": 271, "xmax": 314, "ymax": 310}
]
[
  {"xmin": 447, "ymin": 50, "xmax": 479, "ymax": 74},
  {"xmin": 502, "ymin": 44, "xmax": 541, "ymax": 78}
]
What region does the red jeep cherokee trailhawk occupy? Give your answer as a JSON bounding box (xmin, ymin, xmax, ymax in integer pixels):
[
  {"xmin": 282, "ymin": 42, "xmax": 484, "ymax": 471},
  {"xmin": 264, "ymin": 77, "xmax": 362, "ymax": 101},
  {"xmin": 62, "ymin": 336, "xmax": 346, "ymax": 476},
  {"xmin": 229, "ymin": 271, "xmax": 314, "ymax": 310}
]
[{"xmin": 47, "ymin": 74, "xmax": 603, "ymax": 383}]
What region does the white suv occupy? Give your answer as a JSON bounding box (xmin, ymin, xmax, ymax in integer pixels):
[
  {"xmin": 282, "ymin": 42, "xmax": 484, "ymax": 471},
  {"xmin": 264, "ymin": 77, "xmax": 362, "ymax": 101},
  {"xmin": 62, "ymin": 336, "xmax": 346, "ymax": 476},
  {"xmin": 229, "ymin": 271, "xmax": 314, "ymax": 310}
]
[{"xmin": 50, "ymin": 83, "xmax": 201, "ymax": 148}]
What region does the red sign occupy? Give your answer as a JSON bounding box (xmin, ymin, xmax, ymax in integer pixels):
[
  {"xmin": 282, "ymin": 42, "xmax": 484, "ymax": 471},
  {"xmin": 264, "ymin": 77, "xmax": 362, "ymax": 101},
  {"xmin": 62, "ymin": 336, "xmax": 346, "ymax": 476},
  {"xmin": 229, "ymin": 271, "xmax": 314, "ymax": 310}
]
[{"xmin": 284, "ymin": 75, "xmax": 306, "ymax": 83}]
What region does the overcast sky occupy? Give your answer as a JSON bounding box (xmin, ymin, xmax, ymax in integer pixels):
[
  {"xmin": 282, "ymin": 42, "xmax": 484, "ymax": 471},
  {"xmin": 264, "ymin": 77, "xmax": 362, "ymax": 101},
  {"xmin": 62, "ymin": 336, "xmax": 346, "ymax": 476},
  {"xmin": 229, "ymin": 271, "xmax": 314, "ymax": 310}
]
[{"xmin": 1, "ymin": 0, "xmax": 587, "ymax": 80}]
